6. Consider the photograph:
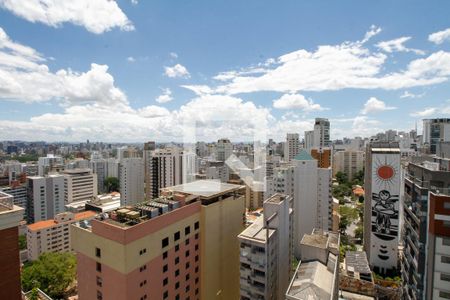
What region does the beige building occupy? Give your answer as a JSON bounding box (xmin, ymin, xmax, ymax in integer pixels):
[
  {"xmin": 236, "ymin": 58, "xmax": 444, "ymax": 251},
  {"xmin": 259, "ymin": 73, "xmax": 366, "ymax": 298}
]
[
  {"xmin": 27, "ymin": 210, "xmax": 97, "ymax": 261},
  {"xmin": 63, "ymin": 168, "xmax": 98, "ymax": 204},
  {"xmin": 333, "ymin": 150, "xmax": 364, "ymax": 179}
]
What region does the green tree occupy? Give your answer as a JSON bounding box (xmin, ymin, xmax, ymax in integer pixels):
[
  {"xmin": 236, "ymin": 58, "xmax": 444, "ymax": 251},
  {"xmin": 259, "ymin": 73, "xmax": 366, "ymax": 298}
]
[
  {"xmin": 19, "ymin": 234, "xmax": 27, "ymax": 250},
  {"xmin": 104, "ymin": 176, "xmax": 120, "ymax": 192},
  {"xmin": 28, "ymin": 287, "xmax": 39, "ymax": 300},
  {"xmin": 335, "ymin": 171, "xmax": 348, "ymax": 185},
  {"xmin": 354, "ymin": 225, "xmax": 363, "ymax": 241},
  {"xmin": 339, "ymin": 215, "xmax": 350, "ymax": 234},
  {"xmin": 22, "ymin": 252, "xmax": 76, "ymax": 299}
]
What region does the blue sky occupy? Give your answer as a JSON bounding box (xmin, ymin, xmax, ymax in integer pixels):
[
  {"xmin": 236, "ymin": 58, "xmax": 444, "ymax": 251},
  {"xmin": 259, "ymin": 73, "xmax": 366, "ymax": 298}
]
[{"xmin": 0, "ymin": 0, "xmax": 450, "ymax": 142}]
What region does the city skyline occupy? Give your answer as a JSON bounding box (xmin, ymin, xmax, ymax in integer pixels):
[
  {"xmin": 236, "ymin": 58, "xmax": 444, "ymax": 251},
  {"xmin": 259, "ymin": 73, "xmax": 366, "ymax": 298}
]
[{"xmin": 0, "ymin": 1, "xmax": 450, "ymax": 142}]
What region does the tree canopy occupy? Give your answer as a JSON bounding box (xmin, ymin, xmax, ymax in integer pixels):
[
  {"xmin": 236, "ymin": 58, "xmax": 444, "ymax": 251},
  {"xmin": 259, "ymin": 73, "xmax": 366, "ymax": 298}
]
[
  {"xmin": 22, "ymin": 252, "xmax": 76, "ymax": 299},
  {"xmin": 104, "ymin": 176, "xmax": 120, "ymax": 192}
]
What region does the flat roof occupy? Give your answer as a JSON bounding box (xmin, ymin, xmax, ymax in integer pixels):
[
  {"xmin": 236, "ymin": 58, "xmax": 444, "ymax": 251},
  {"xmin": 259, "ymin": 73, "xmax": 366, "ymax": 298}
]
[
  {"xmin": 345, "ymin": 251, "xmax": 371, "ymax": 274},
  {"xmin": 28, "ymin": 210, "xmax": 97, "ymax": 231},
  {"xmin": 239, "ymin": 216, "xmax": 275, "ymax": 242},
  {"xmin": 165, "ymin": 180, "xmax": 243, "ymax": 199}
]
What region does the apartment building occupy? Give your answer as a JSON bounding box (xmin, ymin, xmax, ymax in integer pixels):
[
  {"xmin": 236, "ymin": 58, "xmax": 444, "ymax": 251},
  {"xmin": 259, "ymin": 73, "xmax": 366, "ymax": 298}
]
[
  {"xmin": 38, "ymin": 154, "xmax": 64, "ymax": 176},
  {"xmin": 286, "ymin": 229, "xmax": 340, "ymax": 300},
  {"xmin": 0, "ymin": 191, "xmax": 24, "ymax": 300},
  {"xmin": 72, "ymin": 180, "xmax": 245, "ymax": 300},
  {"xmin": 364, "ymin": 142, "xmax": 400, "ymax": 275},
  {"xmin": 26, "ymin": 174, "xmax": 65, "ymax": 223},
  {"xmin": 63, "ymin": 168, "xmax": 98, "ymax": 204},
  {"xmin": 216, "ymin": 138, "xmax": 233, "ymax": 162},
  {"xmin": 402, "ymin": 157, "xmax": 450, "ymax": 300},
  {"xmin": 284, "ymin": 133, "xmax": 300, "ymax": 162},
  {"xmin": 120, "ymin": 157, "xmax": 145, "ymax": 206},
  {"xmin": 333, "ymin": 150, "xmax": 365, "ymax": 180},
  {"xmin": 27, "ymin": 210, "xmax": 97, "ymax": 261},
  {"xmin": 238, "ymin": 194, "xmax": 293, "ymax": 300},
  {"xmin": 311, "ymin": 147, "xmax": 332, "ymax": 169},
  {"xmin": 423, "ymin": 118, "xmax": 450, "ymax": 154},
  {"xmin": 1, "ymin": 184, "xmax": 27, "ymax": 219}
]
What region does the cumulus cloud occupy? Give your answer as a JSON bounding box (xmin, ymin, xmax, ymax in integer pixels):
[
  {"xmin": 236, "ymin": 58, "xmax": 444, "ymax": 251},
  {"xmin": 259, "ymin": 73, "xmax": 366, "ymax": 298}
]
[
  {"xmin": 0, "ymin": 27, "xmax": 128, "ymax": 107},
  {"xmin": 429, "ymin": 28, "xmax": 450, "ymax": 45},
  {"xmin": 155, "ymin": 88, "xmax": 173, "ymax": 103},
  {"xmin": 183, "ymin": 28, "xmax": 450, "ymax": 96},
  {"xmin": 164, "ymin": 64, "xmax": 190, "ymax": 78},
  {"xmin": 0, "ymin": 0, "xmax": 134, "ymax": 34},
  {"xmin": 410, "ymin": 104, "xmax": 450, "ymax": 117},
  {"xmin": 376, "ymin": 37, "xmax": 425, "ymax": 55},
  {"xmin": 272, "ymin": 94, "xmax": 326, "ymax": 112},
  {"xmin": 361, "ymin": 97, "xmax": 396, "ymax": 114}
]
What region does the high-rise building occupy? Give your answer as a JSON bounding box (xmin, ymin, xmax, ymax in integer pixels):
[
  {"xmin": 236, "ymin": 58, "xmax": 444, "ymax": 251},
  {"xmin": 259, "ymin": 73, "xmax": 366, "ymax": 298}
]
[
  {"xmin": 27, "ymin": 211, "xmax": 97, "ymax": 260},
  {"xmin": 304, "ymin": 130, "xmax": 314, "ymax": 150},
  {"xmin": 313, "ymin": 117, "xmax": 331, "ymax": 148},
  {"xmin": 216, "ymin": 138, "xmax": 233, "ymax": 162},
  {"xmin": 238, "ymin": 194, "xmax": 293, "ymax": 300},
  {"xmin": 63, "ymin": 168, "xmax": 98, "ymax": 204},
  {"xmin": 119, "ymin": 158, "xmax": 145, "ymax": 206},
  {"xmin": 0, "ymin": 191, "xmax": 24, "ymax": 300},
  {"xmin": 144, "ymin": 148, "xmax": 185, "ymax": 200},
  {"xmin": 402, "ymin": 157, "xmax": 450, "ymax": 299},
  {"xmin": 363, "ymin": 142, "xmax": 401, "ymax": 274},
  {"xmin": 422, "ymin": 118, "xmax": 450, "ymax": 154},
  {"xmin": 286, "ymin": 229, "xmax": 340, "ymax": 300},
  {"xmin": 26, "ymin": 175, "xmax": 65, "ymax": 223},
  {"xmin": 38, "ymin": 154, "xmax": 64, "ymax": 176},
  {"xmin": 311, "ymin": 147, "xmax": 332, "ymax": 168},
  {"xmin": 333, "ymin": 150, "xmax": 365, "ymax": 179},
  {"xmin": 72, "ymin": 180, "xmax": 245, "ymax": 300},
  {"xmin": 284, "ymin": 133, "xmax": 300, "ymax": 162}
]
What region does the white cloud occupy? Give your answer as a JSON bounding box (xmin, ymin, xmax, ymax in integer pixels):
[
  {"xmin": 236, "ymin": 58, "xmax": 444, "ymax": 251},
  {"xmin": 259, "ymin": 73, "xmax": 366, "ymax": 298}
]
[
  {"xmin": 410, "ymin": 103, "xmax": 450, "ymax": 117},
  {"xmin": 400, "ymin": 91, "xmax": 425, "ymax": 99},
  {"xmin": 164, "ymin": 64, "xmax": 190, "ymax": 78},
  {"xmin": 181, "ymin": 85, "xmax": 214, "ymax": 95},
  {"xmin": 410, "ymin": 107, "xmax": 437, "ymax": 117},
  {"xmin": 138, "ymin": 105, "xmax": 170, "ymax": 118},
  {"xmin": 127, "ymin": 56, "xmax": 136, "ymax": 63},
  {"xmin": 170, "ymin": 52, "xmax": 178, "ymax": 59},
  {"xmin": 0, "ymin": 27, "xmax": 128, "ymax": 107},
  {"xmin": 429, "ymin": 28, "xmax": 450, "ymax": 45},
  {"xmin": 0, "ymin": 0, "xmax": 134, "ymax": 34},
  {"xmin": 131, "ymin": 0, "xmax": 139, "ymax": 5},
  {"xmin": 361, "ymin": 97, "xmax": 396, "ymax": 114},
  {"xmin": 272, "ymin": 93, "xmax": 326, "ymax": 112},
  {"xmin": 155, "ymin": 88, "xmax": 173, "ymax": 103},
  {"xmin": 376, "ymin": 37, "xmax": 425, "ymax": 55}
]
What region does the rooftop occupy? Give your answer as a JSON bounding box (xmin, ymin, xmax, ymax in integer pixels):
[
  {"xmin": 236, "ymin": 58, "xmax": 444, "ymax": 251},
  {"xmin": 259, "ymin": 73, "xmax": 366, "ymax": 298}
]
[
  {"xmin": 294, "ymin": 149, "xmax": 314, "ymax": 161},
  {"xmin": 286, "ymin": 260, "xmax": 334, "ymax": 300},
  {"xmin": 345, "ymin": 251, "xmax": 371, "ymax": 274},
  {"xmin": 164, "ymin": 180, "xmax": 243, "ymax": 199},
  {"xmin": 238, "ymin": 215, "xmax": 275, "ymax": 242},
  {"xmin": 28, "ymin": 210, "xmax": 97, "ymax": 231}
]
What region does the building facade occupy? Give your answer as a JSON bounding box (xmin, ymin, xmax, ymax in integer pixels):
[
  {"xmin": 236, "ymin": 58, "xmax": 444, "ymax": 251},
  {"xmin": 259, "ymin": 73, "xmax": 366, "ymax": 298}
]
[
  {"xmin": 333, "ymin": 150, "xmax": 365, "ymax": 180},
  {"xmin": 364, "ymin": 142, "xmax": 400, "ymax": 274},
  {"xmin": 423, "ymin": 118, "xmax": 450, "ymax": 154},
  {"xmin": 238, "ymin": 194, "xmax": 293, "ymax": 300},
  {"xmin": 119, "ymin": 158, "xmax": 145, "ymax": 206},
  {"xmin": 284, "ymin": 133, "xmax": 300, "ymax": 162},
  {"xmin": 63, "ymin": 168, "xmax": 98, "ymax": 204}
]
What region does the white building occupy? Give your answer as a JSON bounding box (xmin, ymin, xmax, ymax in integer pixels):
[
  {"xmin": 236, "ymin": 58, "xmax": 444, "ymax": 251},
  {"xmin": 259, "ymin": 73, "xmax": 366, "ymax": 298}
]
[
  {"xmin": 26, "ymin": 175, "xmax": 65, "ymax": 223},
  {"xmin": 0, "ymin": 185, "xmax": 27, "ymax": 219},
  {"xmin": 304, "ymin": 118, "xmax": 331, "ymax": 150},
  {"xmin": 217, "ymin": 138, "xmax": 233, "ymax": 162},
  {"xmin": 38, "ymin": 154, "xmax": 64, "ymax": 176},
  {"xmin": 119, "ymin": 158, "xmax": 145, "ymax": 205},
  {"xmin": 26, "ymin": 211, "xmax": 97, "ymax": 260},
  {"xmin": 364, "ymin": 142, "xmax": 400, "ymax": 274},
  {"xmin": 284, "ymin": 133, "xmax": 300, "ymax": 162},
  {"xmin": 238, "ymin": 194, "xmax": 293, "ymax": 300},
  {"xmin": 333, "ymin": 151, "xmax": 365, "ymax": 179},
  {"xmin": 63, "ymin": 169, "xmax": 98, "ymax": 205}
]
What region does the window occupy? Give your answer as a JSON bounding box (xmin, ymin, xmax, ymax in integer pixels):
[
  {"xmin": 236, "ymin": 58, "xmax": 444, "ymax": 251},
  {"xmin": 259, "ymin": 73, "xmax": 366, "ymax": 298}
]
[
  {"xmin": 140, "ymin": 265, "xmax": 147, "ymax": 272},
  {"xmin": 163, "ymin": 251, "xmax": 168, "ymax": 259},
  {"xmin": 186, "ymin": 262, "xmax": 190, "ymax": 269},
  {"xmin": 440, "ymin": 291, "xmax": 450, "ymax": 299},
  {"xmin": 444, "ymin": 221, "xmax": 450, "ymax": 228},
  {"xmin": 444, "ymin": 202, "xmax": 450, "ymax": 209},
  {"xmin": 195, "ymin": 277, "xmax": 199, "ymax": 284},
  {"xmin": 162, "ymin": 237, "xmax": 169, "ymax": 248},
  {"xmin": 195, "ymin": 255, "xmax": 199, "ymax": 262},
  {"xmin": 139, "ymin": 248, "xmax": 147, "ymax": 255},
  {"xmin": 195, "ymin": 233, "xmax": 199, "ymax": 240},
  {"xmin": 175, "ymin": 244, "xmax": 180, "ymax": 252},
  {"xmin": 97, "ymin": 290, "xmax": 102, "ymax": 300},
  {"xmin": 185, "ymin": 226, "xmax": 190, "ymax": 235},
  {"xmin": 96, "ymin": 276, "xmax": 102, "ymax": 287},
  {"xmin": 175, "ymin": 257, "xmax": 179, "ymax": 265},
  {"xmin": 163, "ymin": 277, "xmax": 168, "ymax": 286},
  {"xmin": 163, "ymin": 291, "xmax": 168, "ymax": 299},
  {"xmin": 194, "ymin": 221, "xmax": 199, "ymax": 230},
  {"xmin": 195, "ymin": 244, "xmax": 199, "ymax": 251},
  {"xmin": 186, "ymin": 274, "xmax": 190, "ymax": 281},
  {"xmin": 185, "ymin": 238, "xmax": 190, "ymax": 245},
  {"xmin": 96, "ymin": 262, "xmax": 102, "ymax": 272},
  {"xmin": 441, "ymin": 273, "xmax": 450, "ymax": 282},
  {"xmin": 174, "ymin": 231, "xmax": 180, "ymax": 241},
  {"xmin": 175, "ymin": 269, "xmax": 180, "ymax": 277},
  {"xmin": 195, "ymin": 288, "xmax": 199, "ymax": 295},
  {"xmin": 444, "ymin": 237, "xmax": 450, "ymax": 246},
  {"xmin": 163, "ymin": 264, "xmax": 168, "ymax": 273},
  {"xmin": 185, "ymin": 285, "xmax": 190, "ymax": 292},
  {"xmin": 175, "ymin": 282, "xmax": 180, "ymax": 289},
  {"xmin": 195, "ymin": 266, "xmax": 199, "ymax": 273},
  {"xmin": 175, "ymin": 295, "xmax": 180, "ymax": 300},
  {"xmin": 442, "ymin": 256, "xmax": 450, "ymax": 264},
  {"xmin": 95, "ymin": 247, "xmax": 101, "ymax": 258},
  {"xmin": 140, "ymin": 296, "xmax": 147, "ymax": 300},
  {"xmin": 185, "ymin": 250, "xmax": 190, "ymax": 257}
]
